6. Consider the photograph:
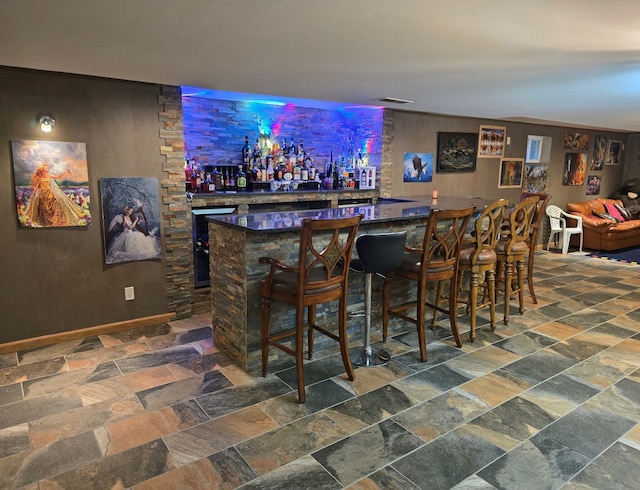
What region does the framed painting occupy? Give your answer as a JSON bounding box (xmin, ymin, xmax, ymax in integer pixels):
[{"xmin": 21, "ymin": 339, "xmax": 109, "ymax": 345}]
[
  {"xmin": 498, "ymin": 158, "xmax": 524, "ymax": 188},
  {"xmin": 562, "ymin": 153, "xmax": 587, "ymax": 186},
  {"xmin": 523, "ymin": 164, "xmax": 549, "ymax": 194},
  {"xmin": 11, "ymin": 140, "xmax": 91, "ymax": 228},
  {"xmin": 605, "ymin": 140, "xmax": 622, "ymax": 165},
  {"xmin": 591, "ymin": 135, "xmax": 606, "ymax": 170},
  {"xmin": 403, "ymin": 152, "xmax": 433, "ymax": 182},
  {"xmin": 436, "ymin": 132, "xmax": 478, "ymax": 172},
  {"xmin": 478, "ymin": 125, "xmax": 506, "ymax": 158},
  {"xmin": 563, "ymin": 132, "xmax": 590, "ymax": 150},
  {"xmin": 586, "ymin": 175, "xmax": 601, "ymax": 195},
  {"xmin": 100, "ymin": 177, "xmax": 162, "ymax": 264}
]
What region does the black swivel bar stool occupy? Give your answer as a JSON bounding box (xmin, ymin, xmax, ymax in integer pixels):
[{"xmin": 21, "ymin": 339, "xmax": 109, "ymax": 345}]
[{"xmin": 350, "ymin": 231, "xmax": 407, "ymax": 366}]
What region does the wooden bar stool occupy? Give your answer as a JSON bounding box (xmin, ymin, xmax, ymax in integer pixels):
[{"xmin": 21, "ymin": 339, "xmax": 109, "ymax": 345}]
[
  {"xmin": 350, "ymin": 231, "xmax": 407, "ymax": 366},
  {"xmin": 520, "ymin": 192, "xmax": 552, "ymax": 303},
  {"xmin": 259, "ymin": 214, "xmax": 363, "ymax": 403},
  {"xmin": 456, "ymin": 199, "xmax": 508, "ymax": 341},
  {"xmin": 496, "ymin": 196, "xmax": 540, "ymax": 324},
  {"xmin": 382, "ymin": 206, "xmax": 475, "ymax": 362}
]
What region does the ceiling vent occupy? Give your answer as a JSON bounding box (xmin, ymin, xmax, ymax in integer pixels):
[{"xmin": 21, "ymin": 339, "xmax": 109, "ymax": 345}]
[{"xmin": 377, "ymin": 97, "xmax": 414, "ymax": 104}]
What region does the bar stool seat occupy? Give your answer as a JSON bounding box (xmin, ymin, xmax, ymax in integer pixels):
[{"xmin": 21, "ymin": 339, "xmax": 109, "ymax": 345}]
[{"xmin": 350, "ymin": 231, "xmax": 407, "ymax": 366}]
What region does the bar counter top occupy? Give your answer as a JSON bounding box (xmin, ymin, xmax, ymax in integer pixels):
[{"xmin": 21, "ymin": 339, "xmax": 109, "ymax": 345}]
[
  {"xmin": 207, "ymin": 194, "xmax": 491, "ymax": 371},
  {"xmin": 206, "ymin": 195, "xmax": 491, "ymax": 233}
]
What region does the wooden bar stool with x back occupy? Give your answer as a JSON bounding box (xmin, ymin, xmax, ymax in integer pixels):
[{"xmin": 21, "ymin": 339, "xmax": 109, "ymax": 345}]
[
  {"xmin": 496, "ymin": 195, "xmax": 540, "ymax": 324},
  {"xmin": 456, "ymin": 199, "xmax": 508, "ymax": 342},
  {"xmin": 520, "ymin": 191, "xmax": 552, "ymax": 304},
  {"xmin": 259, "ymin": 214, "xmax": 363, "ymax": 403},
  {"xmin": 382, "ymin": 206, "xmax": 475, "ymax": 362}
]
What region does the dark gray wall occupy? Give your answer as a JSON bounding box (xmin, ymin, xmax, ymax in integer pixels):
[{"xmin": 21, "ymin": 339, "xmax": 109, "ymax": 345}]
[{"xmin": 0, "ymin": 67, "xmax": 168, "ymax": 343}]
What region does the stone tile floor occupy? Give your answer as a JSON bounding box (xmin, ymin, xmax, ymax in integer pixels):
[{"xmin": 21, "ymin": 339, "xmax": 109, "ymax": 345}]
[{"xmin": 1, "ymin": 250, "xmax": 639, "ymax": 489}]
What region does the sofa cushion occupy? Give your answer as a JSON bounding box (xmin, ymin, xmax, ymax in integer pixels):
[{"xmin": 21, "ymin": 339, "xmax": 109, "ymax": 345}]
[
  {"xmin": 592, "ymin": 210, "xmax": 619, "ymax": 223},
  {"xmin": 614, "ymin": 203, "xmax": 632, "ymax": 220},
  {"xmin": 604, "ymin": 203, "xmax": 626, "ymax": 222}
]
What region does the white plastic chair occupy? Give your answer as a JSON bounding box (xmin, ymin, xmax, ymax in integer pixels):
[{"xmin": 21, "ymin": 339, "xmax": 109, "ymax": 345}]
[{"xmin": 546, "ymin": 205, "xmax": 583, "ymax": 254}]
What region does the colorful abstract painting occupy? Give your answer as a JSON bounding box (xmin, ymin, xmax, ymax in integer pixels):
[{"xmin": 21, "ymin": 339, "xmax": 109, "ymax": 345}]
[
  {"xmin": 563, "ymin": 132, "xmax": 590, "ymax": 150},
  {"xmin": 586, "ymin": 175, "xmax": 601, "ymax": 195},
  {"xmin": 101, "ymin": 177, "xmax": 162, "ymax": 264},
  {"xmin": 436, "ymin": 132, "xmax": 478, "ymax": 172},
  {"xmin": 562, "ymin": 153, "xmax": 587, "ymax": 186},
  {"xmin": 11, "ymin": 140, "xmax": 91, "ymax": 228},
  {"xmin": 523, "ymin": 164, "xmax": 549, "ymax": 193},
  {"xmin": 591, "ymin": 135, "xmax": 606, "ymax": 170}
]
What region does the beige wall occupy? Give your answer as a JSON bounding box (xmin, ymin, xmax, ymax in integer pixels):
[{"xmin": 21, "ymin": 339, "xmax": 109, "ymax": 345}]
[
  {"xmin": 0, "ymin": 67, "xmax": 169, "ymax": 343},
  {"xmin": 385, "ymin": 110, "xmax": 629, "ymax": 209}
]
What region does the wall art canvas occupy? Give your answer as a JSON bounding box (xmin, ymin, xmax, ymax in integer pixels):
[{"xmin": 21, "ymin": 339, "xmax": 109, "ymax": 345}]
[
  {"xmin": 563, "ymin": 132, "xmax": 590, "ymax": 150},
  {"xmin": 605, "ymin": 140, "xmax": 623, "ymax": 165},
  {"xmin": 591, "ymin": 135, "xmax": 606, "ymax": 170},
  {"xmin": 586, "ymin": 175, "xmax": 601, "ymax": 195},
  {"xmin": 101, "ymin": 177, "xmax": 162, "ymax": 264},
  {"xmin": 403, "ymin": 152, "xmax": 433, "ymax": 182},
  {"xmin": 436, "ymin": 132, "xmax": 478, "ymax": 172},
  {"xmin": 11, "ymin": 140, "xmax": 91, "ymax": 228},
  {"xmin": 478, "ymin": 125, "xmax": 506, "ymax": 158},
  {"xmin": 523, "ymin": 164, "xmax": 549, "ymax": 193},
  {"xmin": 498, "ymin": 158, "xmax": 524, "ymax": 188},
  {"xmin": 562, "ymin": 152, "xmax": 587, "ymax": 186}
]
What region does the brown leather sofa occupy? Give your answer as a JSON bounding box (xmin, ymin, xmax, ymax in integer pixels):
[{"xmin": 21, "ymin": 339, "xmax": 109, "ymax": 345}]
[{"xmin": 566, "ymin": 198, "xmax": 640, "ymax": 251}]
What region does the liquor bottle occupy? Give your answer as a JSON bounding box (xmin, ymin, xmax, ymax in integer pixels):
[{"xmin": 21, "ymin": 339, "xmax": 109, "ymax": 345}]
[
  {"xmin": 293, "ymin": 160, "xmax": 301, "ymax": 181},
  {"xmin": 214, "ymin": 167, "xmax": 223, "ymax": 191},
  {"xmin": 236, "ymin": 165, "xmax": 247, "ymax": 191},
  {"xmin": 205, "ymin": 172, "xmax": 215, "ymax": 192},
  {"xmin": 224, "ymin": 168, "xmax": 231, "ymax": 189},
  {"xmin": 242, "ymin": 136, "xmax": 250, "ymax": 165},
  {"xmin": 297, "ymin": 139, "xmax": 305, "ymax": 162},
  {"xmin": 229, "ymin": 167, "xmax": 236, "ymax": 189},
  {"xmin": 301, "ymin": 158, "xmax": 309, "ymax": 181},
  {"xmin": 282, "ymin": 138, "xmax": 289, "ymax": 157},
  {"xmin": 289, "ymin": 138, "xmax": 297, "ymax": 156},
  {"xmin": 276, "ymin": 162, "xmax": 283, "ymax": 181},
  {"xmin": 266, "ymin": 160, "xmax": 275, "ymax": 181}
]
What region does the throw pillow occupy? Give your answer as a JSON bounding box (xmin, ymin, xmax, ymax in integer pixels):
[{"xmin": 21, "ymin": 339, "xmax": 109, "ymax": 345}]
[
  {"xmin": 592, "ymin": 210, "xmax": 619, "ymax": 222},
  {"xmin": 605, "ymin": 203, "xmax": 626, "ymax": 222},
  {"xmin": 614, "ymin": 203, "xmax": 632, "ymax": 220}
]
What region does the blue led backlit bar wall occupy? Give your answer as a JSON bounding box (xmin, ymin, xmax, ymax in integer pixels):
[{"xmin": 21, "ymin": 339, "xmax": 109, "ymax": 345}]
[{"xmin": 181, "ymin": 88, "xmax": 383, "ymax": 174}]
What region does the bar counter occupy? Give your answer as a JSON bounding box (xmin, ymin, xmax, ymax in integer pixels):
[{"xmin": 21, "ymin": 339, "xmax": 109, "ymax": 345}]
[{"xmin": 207, "ymin": 196, "xmax": 490, "ymax": 371}]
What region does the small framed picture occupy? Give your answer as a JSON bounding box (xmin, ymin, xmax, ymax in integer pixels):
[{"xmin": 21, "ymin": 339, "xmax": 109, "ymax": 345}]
[
  {"xmin": 498, "ymin": 158, "xmax": 524, "ymax": 188},
  {"xmin": 478, "ymin": 125, "xmax": 507, "ymax": 158}
]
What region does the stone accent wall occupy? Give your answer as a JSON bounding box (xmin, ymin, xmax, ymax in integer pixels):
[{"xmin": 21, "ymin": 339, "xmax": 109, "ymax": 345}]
[
  {"xmin": 159, "ymin": 86, "xmax": 192, "ymax": 319},
  {"xmin": 182, "ymin": 97, "xmax": 383, "ymax": 179},
  {"xmin": 380, "ymin": 110, "xmax": 394, "ymax": 198}
]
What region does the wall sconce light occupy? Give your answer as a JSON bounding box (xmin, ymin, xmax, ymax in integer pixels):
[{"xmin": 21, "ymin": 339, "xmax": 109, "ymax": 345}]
[{"xmin": 37, "ymin": 114, "xmax": 56, "ymax": 133}]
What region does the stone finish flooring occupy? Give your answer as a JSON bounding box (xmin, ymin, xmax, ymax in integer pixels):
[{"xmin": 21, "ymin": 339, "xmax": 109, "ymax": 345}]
[{"xmin": 1, "ymin": 251, "xmax": 640, "ymax": 489}]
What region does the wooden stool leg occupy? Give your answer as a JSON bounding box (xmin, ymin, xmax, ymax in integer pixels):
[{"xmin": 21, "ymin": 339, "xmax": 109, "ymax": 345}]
[
  {"xmin": 487, "ymin": 269, "xmax": 496, "ymax": 331},
  {"xmin": 517, "ymin": 260, "xmax": 526, "ymax": 314},
  {"xmin": 469, "ymin": 271, "xmax": 479, "ymax": 342},
  {"xmin": 261, "ymin": 298, "xmax": 271, "ymax": 377},
  {"xmin": 448, "ymin": 276, "xmax": 463, "ymax": 348},
  {"xmin": 338, "ymin": 297, "xmax": 355, "ymax": 381},
  {"xmin": 417, "ymin": 282, "xmax": 428, "ymax": 362},
  {"xmin": 503, "ymin": 261, "xmax": 513, "ymax": 325},
  {"xmin": 307, "ymin": 305, "xmax": 316, "ymax": 360},
  {"xmin": 295, "ymin": 308, "xmax": 306, "ymax": 403}
]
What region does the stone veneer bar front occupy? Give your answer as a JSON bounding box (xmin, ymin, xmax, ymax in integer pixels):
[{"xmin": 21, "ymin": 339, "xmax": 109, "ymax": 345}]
[{"xmin": 207, "ymin": 196, "xmax": 490, "ymax": 372}]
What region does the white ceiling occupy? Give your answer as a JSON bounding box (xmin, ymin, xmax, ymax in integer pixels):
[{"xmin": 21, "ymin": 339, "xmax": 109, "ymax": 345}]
[{"xmin": 2, "ymin": 0, "xmax": 640, "ymax": 132}]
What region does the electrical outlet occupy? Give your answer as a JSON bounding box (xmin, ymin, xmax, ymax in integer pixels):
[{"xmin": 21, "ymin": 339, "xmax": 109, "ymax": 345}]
[{"xmin": 124, "ymin": 286, "xmax": 135, "ymax": 301}]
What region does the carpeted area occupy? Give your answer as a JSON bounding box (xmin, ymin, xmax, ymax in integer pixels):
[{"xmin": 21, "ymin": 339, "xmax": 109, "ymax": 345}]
[{"xmin": 587, "ymin": 246, "xmax": 640, "ymax": 264}]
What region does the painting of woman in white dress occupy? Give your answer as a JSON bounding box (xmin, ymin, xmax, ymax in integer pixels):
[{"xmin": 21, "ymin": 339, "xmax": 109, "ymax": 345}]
[{"xmin": 101, "ymin": 177, "xmax": 161, "ymax": 264}]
